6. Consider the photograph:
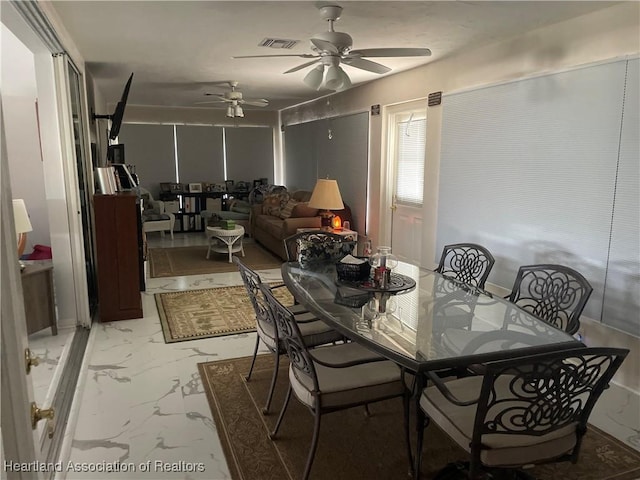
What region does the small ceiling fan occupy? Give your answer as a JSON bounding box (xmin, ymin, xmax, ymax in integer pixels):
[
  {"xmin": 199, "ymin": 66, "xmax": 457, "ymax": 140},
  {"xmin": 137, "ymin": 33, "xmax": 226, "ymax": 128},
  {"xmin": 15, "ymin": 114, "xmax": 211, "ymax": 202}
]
[
  {"xmin": 232, "ymin": 3, "xmax": 431, "ymax": 92},
  {"xmin": 195, "ymin": 81, "xmax": 269, "ymax": 117}
]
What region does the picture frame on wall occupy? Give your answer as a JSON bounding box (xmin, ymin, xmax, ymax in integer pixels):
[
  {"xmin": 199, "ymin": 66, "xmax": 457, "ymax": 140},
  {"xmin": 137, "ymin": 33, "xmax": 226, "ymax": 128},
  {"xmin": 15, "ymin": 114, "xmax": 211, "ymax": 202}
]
[{"xmin": 189, "ymin": 183, "xmax": 203, "ymax": 193}]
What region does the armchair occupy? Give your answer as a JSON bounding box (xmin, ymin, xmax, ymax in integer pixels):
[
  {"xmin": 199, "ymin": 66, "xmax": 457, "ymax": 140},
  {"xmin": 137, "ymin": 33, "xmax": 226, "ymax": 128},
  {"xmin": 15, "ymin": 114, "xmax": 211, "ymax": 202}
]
[{"xmin": 140, "ymin": 189, "xmax": 175, "ymax": 239}]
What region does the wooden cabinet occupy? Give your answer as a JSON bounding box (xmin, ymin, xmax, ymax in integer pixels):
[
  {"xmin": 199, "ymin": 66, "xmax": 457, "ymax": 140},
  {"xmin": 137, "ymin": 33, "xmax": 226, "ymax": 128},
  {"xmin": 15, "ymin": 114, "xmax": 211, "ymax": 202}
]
[
  {"xmin": 93, "ymin": 193, "xmax": 143, "ymax": 322},
  {"xmin": 21, "ymin": 263, "xmax": 57, "ymax": 335}
]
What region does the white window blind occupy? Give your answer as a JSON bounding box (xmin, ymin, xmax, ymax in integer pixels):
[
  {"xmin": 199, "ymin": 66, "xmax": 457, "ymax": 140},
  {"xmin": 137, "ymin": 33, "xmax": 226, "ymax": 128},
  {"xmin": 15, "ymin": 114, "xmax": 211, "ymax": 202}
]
[
  {"xmin": 437, "ymin": 58, "xmax": 636, "ymax": 335},
  {"xmin": 395, "ymin": 117, "xmax": 426, "ymax": 205}
]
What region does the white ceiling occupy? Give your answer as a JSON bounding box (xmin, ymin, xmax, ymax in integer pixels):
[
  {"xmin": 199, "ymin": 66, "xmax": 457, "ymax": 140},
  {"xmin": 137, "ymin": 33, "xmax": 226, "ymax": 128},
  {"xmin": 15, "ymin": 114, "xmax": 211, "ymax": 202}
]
[{"xmin": 50, "ymin": 1, "xmax": 618, "ymax": 111}]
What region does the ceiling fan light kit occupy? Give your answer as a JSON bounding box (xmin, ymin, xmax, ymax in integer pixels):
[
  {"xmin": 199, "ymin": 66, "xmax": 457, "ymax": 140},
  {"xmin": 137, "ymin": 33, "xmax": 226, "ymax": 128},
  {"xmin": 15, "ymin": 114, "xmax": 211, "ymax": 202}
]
[
  {"xmin": 232, "ymin": 3, "xmax": 432, "ymax": 92},
  {"xmin": 196, "ymin": 81, "xmax": 268, "ymax": 117}
]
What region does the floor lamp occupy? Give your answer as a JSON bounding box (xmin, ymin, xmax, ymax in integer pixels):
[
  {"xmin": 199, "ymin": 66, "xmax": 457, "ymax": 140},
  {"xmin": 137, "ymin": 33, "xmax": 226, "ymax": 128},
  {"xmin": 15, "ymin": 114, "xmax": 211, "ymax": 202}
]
[{"xmin": 12, "ymin": 199, "xmax": 33, "ymax": 259}]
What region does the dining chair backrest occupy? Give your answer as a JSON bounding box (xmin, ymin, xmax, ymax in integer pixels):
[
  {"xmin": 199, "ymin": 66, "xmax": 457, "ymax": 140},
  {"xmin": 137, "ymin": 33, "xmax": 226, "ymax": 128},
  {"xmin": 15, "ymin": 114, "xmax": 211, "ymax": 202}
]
[
  {"xmin": 508, "ymin": 264, "xmax": 593, "ymax": 335},
  {"xmin": 234, "ymin": 257, "xmax": 277, "ymax": 344},
  {"xmin": 470, "ymin": 347, "xmax": 628, "ymax": 467},
  {"xmin": 260, "ymin": 283, "xmax": 320, "ymax": 392},
  {"xmin": 435, "ymin": 243, "xmax": 495, "ymax": 289},
  {"xmin": 283, "ymin": 231, "xmax": 349, "ymax": 262}
]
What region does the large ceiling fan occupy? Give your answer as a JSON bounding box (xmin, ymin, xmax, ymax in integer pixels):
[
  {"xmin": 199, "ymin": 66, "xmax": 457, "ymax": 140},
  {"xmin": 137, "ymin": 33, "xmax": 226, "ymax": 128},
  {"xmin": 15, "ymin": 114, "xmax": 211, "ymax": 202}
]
[
  {"xmin": 195, "ymin": 81, "xmax": 269, "ymax": 117},
  {"xmin": 232, "ymin": 3, "xmax": 431, "ymax": 92}
]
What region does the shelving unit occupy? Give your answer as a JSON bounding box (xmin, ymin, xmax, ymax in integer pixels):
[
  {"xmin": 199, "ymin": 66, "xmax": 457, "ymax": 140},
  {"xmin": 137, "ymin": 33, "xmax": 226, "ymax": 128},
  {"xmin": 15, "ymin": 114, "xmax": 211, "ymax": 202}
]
[{"xmin": 159, "ymin": 191, "xmax": 250, "ymax": 233}]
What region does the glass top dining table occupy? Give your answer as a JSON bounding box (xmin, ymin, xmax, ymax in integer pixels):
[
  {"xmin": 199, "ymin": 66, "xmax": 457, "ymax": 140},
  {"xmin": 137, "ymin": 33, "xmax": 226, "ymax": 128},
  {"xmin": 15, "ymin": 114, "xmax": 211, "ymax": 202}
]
[{"xmin": 281, "ymin": 261, "xmax": 583, "ymax": 374}]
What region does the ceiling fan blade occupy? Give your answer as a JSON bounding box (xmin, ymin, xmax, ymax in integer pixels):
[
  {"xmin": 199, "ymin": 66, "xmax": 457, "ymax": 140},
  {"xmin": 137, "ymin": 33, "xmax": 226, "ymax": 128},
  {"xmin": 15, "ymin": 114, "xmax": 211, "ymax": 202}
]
[
  {"xmin": 284, "ymin": 59, "xmax": 321, "ymax": 74},
  {"xmin": 342, "ymin": 57, "xmax": 391, "ymax": 74},
  {"xmin": 241, "ymin": 100, "xmax": 269, "ymax": 107},
  {"xmin": 204, "ymin": 93, "xmax": 227, "ymax": 98},
  {"xmin": 349, "ymin": 48, "xmax": 432, "ymax": 58},
  {"xmin": 232, "ymin": 54, "xmax": 317, "ymax": 59},
  {"xmin": 194, "ymin": 100, "xmax": 228, "ymax": 105},
  {"xmin": 310, "ymin": 38, "xmax": 339, "ymax": 54}
]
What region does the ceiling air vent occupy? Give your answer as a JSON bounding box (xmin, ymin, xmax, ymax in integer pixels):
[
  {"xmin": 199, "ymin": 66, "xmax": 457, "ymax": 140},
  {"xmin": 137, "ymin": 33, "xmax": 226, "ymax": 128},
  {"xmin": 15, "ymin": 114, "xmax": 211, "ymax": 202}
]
[{"xmin": 259, "ymin": 38, "xmax": 299, "ymax": 49}]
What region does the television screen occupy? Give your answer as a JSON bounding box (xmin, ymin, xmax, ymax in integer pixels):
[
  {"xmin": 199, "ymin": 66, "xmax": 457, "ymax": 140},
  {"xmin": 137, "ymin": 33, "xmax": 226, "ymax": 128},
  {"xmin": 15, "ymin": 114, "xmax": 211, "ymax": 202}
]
[
  {"xmin": 107, "ymin": 144, "xmax": 125, "ymax": 164},
  {"xmin": 109, "ymin": 73, "xmax": 134, "ymax": 140}
]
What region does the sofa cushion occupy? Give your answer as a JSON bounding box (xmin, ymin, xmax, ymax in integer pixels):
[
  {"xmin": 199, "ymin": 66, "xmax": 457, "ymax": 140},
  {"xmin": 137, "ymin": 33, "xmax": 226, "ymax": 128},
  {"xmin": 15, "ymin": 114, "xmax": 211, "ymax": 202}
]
[
  {"xmin": 291, "ymin": 190, "xmax": 313, "ymax": 202},
  {"xmin": 255, "ymin": 214, "xmax": 285, "ymax": 238},
  {"xmin": 280, "ymin": 199, "xmax": 299, "ymax": 219},
  {"xmin": 262, "ymin": 191, "xmax": 290, "ymax": 216},
  {"xmin": 291, "ymin": 202, "xmax": 319, "ymax": 218}
]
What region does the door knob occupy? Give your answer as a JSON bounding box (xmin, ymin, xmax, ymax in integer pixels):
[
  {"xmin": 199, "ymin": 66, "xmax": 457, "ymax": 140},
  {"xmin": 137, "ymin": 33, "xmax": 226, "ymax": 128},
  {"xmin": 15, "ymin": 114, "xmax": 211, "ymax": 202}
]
[
  {"xmin": 24, "ymin": 348, "xmax": 40, "ymax": 375},
  {"xmin": 31, "ymin": 402, "xmax": 55, "ymax": 430}
]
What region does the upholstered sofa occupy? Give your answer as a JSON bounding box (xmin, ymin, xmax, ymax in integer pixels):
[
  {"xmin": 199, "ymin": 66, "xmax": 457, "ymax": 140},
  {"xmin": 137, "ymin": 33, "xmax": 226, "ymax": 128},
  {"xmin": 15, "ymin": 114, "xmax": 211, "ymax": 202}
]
[{"xmin": 251, "ymin": 189, "xmax": 352, "ymax": 260}]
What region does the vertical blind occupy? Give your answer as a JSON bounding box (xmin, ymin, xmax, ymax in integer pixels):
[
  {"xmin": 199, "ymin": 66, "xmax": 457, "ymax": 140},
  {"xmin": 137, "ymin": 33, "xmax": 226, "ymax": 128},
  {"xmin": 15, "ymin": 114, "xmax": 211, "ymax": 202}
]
[
  {"xmin": 437, "ymin": 58, "xmax": 638, "ymax": 336},
  {"xmin": 396, "ymin": 117, "xmax": 426, "ymax": 205}
]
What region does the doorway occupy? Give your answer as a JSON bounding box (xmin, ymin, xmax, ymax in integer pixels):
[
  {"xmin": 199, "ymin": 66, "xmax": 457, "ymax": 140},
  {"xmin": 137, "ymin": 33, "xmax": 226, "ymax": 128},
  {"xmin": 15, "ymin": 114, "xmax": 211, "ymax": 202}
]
[
  {"xmin": 1, "ymin": 2, "xmax": 93, "ymax": 467},
  {"xmin": 381, "ymin": 100, "xmax": 427, "ymax": 266}
]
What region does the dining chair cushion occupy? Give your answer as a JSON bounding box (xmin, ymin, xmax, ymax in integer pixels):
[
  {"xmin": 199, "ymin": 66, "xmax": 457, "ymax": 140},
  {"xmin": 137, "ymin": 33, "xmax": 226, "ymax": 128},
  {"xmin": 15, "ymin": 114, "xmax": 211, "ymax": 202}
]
[
  {"xmin": 256, "ymin": 310, "xmax": 339, "ymax": 351},
  {"xmin": 420, "ymin": 375, "xmax": 578, "ymax": 467},
  {"xmin": 290, "ymin": 343, "xmax": 404, "ymax": 409}
]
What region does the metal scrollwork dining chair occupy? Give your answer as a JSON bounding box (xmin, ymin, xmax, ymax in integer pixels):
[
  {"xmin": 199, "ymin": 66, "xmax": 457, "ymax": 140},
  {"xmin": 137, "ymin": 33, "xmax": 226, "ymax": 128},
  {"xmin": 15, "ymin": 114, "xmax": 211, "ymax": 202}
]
[
  {"xmin": 234, "ymin": 257, "xmax": 344, "ymax": 414},
  {"xmin": 507, "ymin": 264, "xmax": 593, "ymax": 335},
  {"xmin": 261, "ymin": 283, "xmax": 409, "ymax": 480},
  {"xmin": 417, "ymin": 346, "xmax": 629, "ymax": 480},
  {"xmin": 435, "ymin": 243, "xmax": 496, "ymax": 289}
]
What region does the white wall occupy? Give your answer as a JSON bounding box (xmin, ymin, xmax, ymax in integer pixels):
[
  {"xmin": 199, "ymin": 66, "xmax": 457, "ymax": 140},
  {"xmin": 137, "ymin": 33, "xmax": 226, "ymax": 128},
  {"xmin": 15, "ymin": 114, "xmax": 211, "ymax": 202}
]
[
  {"xmin": 1, "ymin": 25, "xmax": 51, "ymax": 253},
  {"xmin": 280, "ymin": 2, "xmax": 640, "ymax": 390}
]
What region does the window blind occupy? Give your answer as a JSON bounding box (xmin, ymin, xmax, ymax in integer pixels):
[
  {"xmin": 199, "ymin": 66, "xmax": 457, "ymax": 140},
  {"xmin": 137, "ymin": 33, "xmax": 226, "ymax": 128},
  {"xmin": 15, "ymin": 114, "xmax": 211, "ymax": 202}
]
[
  {"xmin": 225, "ymin": 127, "xmax": 274, "ymax": 184},
  {"xmin": 396, "ymin": 118, "xmax": 426, "ymax": 205},
  {"xmin": 118, "ymin": 123, "xmax": 175, "ymax": 199},
  {"xmin": 283, "ymin": 112, "xmax": 369, "ymax": 234},
  {"xmin": 437, "ymin": 59, "xmax": 630, "ymax": 328},
  {"xmin": 175, "ymin": 125, "xmax": 224, "ymax": 184},
  {"xmin": 601, "ymin": 58, "xmax": 640, "ymax": 336}
]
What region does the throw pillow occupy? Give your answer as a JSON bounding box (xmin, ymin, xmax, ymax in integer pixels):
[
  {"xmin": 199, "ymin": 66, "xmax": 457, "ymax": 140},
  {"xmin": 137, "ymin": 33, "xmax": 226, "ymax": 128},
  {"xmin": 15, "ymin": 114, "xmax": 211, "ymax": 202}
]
[
  {"xmin": 279, "ymin": 200, "xmax": 299, "ymax": 219},
  {"xmin": 291, "ymin": 202, "xmax": 319, "ymax": 218},
  {"xmin": 262, "ymin": 194, "xmax": 282, "ymax": 216},
  {"xmin": 297, "ymin": 237, "xmax": 356, "ymax": 268}
]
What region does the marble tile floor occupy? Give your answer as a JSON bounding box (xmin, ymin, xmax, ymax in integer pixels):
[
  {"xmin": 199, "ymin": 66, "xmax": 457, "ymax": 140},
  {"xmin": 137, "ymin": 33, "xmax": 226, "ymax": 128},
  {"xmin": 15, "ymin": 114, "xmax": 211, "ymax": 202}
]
[
  {"xmin": 61, "ymin": 233, "xmax": 639, "ymax": 480},
  {"xmin": 28, "ymin": 326, "xmax": 77, "ymax": 408}
]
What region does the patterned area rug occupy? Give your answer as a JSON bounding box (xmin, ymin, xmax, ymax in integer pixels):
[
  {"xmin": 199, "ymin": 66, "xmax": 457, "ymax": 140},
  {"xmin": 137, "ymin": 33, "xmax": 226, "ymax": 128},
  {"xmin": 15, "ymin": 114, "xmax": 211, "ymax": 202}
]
[
  {"xmin": 199, "ymin": 355, "xmax": 640, "ymax": 480},
  {"xmin": 148, "ymin": 243, "xmax": 282, "ymax": 278},
  {"xmin": 156, "ymin": 284, "xmax": 293, "ymax": 343}
]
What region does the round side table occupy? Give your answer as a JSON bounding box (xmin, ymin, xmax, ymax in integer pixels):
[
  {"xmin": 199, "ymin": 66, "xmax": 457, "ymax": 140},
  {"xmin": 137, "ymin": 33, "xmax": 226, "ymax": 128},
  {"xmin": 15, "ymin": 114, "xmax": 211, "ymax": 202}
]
[{"xmin": 206, "ymin": 225, "xmax": 245, "ymax": 263}]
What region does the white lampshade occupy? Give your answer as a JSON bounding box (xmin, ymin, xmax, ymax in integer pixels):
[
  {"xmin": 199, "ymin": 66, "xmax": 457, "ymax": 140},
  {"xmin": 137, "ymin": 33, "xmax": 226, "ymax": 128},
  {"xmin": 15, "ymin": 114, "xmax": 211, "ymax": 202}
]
[
  {"xmin": 304, "ymin": 64, "xmax": 325, "ymax": 90},
  {"xmin": 234, "ymin": 104, "xmax": 244, "ymax": 118},
  {"xmin": 324, "ymin": 65, "xmax": 343, "ymax": 90},
  {"xmin": 308, "ymin": 179, "xmax": 344, "ymax": 210},
  {"xmin": 336, "ymin": 67, "xmax": 352, "ymax": 91},
  {"xmin": 226, "ymin": 105, "xmax": 234, "ymax": 118},
  {"xmin": 12, "ymin": 199, "xmax": 33, "ymax": 234}
]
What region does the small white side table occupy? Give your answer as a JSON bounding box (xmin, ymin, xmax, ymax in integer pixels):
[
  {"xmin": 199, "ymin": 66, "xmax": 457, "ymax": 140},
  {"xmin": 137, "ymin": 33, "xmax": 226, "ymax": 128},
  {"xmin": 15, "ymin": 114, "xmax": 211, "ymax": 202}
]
[{"xmin": 206, "ymin": 225, "xmax": 245, "ymax": 263}]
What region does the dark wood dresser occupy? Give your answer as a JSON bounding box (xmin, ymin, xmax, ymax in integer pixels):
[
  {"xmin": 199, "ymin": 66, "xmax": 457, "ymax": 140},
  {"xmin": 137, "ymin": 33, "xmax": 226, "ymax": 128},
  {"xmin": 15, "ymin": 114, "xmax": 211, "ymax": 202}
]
[{"xmin": 93, "ymin": 193, "xmax": 144, "ymax": 322}]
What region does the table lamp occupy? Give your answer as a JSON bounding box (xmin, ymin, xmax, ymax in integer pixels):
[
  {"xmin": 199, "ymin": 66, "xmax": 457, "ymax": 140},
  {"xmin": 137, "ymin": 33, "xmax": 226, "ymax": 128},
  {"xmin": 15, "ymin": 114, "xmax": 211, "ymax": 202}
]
[
  {"xmin": 12, "ymin": 199, "xmax": 33, "ymax": 259},
  {"xmin": 308, "ymin": 178, "xmax": 344, "ymax": 229}
]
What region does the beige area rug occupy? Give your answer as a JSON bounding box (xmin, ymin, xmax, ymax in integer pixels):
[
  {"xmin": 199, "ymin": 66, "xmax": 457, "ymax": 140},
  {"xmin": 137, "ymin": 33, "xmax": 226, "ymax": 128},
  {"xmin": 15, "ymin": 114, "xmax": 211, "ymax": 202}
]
[
  {"xmin": 156, "ymin": 284, "xmax": 293, "ymax": 343},
  {"xmin": 148, "ymin": 243, "xmax": 282, "ymax": 278},
  {"xmin": 199, "ymin": 354, "xmax": 640, "ymax": 480}
]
